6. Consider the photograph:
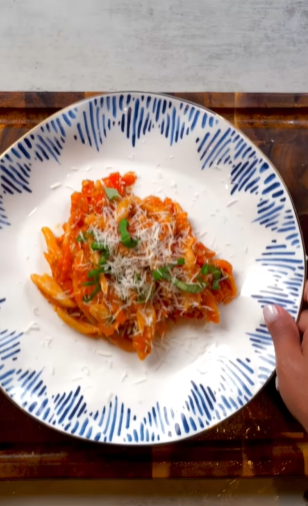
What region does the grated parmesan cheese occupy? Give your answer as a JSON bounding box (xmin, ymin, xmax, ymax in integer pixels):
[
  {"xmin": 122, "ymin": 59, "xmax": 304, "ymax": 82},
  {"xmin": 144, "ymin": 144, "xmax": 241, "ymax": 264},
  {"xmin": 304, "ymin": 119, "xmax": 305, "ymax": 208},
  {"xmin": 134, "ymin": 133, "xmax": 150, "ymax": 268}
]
[
  {"xmin": 121, "ymin": 371, "xmax": 128, "ymax": 382},
  {"xmin": 86, "ymin": 202, "xmax": 193, "ymax": 318},
  {"xmin": 23, "ymin": 321, "xmax": 40, "ymax": 333},
  {"xmin": 227, "ymin": 200, "xmax": 238, "ymax": 207},
  {"xmin": 28, "ymin": 207, "xmax": 37, "ymax": 217},
  {"xmin": 133, "ymin": 377, "xmax": 148, "ymax": 385},
  {"xmin": 50, "ymin": 182, "xmax": 62, "ymax": 190}
]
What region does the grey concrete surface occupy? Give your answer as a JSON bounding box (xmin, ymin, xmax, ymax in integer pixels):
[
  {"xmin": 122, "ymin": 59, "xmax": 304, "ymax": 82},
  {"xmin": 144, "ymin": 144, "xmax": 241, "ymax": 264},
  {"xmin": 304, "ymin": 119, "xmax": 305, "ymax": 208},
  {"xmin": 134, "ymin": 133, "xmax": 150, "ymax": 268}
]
[{"xmin": 0, "ymin": 0, "xmax": 308, "ymax": 92}]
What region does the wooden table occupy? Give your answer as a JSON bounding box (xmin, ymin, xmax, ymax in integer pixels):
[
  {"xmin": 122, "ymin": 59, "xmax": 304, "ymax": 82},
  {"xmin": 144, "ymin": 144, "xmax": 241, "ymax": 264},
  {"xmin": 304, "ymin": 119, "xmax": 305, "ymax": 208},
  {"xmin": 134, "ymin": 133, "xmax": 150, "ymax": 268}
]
[{"xmin": 1, "ymin": 92, "xmax": 308, "ymax": 479}]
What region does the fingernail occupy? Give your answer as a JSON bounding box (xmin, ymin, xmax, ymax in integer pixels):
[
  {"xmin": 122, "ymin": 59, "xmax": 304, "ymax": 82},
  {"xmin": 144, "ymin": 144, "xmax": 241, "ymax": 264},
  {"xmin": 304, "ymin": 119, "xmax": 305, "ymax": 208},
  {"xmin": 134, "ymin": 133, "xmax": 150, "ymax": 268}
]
[
  {"xmin": 275, "ymin": 375, "xmax": 279, "ymax": 391},
  {"xmin": 263, "ymin": 305, "xmax": 279, "ymax": 323}
]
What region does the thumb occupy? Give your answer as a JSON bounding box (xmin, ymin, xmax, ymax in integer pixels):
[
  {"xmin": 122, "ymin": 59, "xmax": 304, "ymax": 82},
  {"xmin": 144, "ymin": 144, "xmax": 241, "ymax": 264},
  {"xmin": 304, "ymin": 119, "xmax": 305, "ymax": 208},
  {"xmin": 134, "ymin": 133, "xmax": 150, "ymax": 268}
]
[{"xmin": 263, "ymin": 305, "xmax": 302, "ymax": 367}]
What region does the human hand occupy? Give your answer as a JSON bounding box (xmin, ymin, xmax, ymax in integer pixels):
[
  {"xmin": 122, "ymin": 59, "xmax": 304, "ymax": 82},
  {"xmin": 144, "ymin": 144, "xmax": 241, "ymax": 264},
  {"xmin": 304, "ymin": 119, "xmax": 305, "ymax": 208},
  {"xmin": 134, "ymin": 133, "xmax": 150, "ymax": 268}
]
[{"xmin": 263, "ymin": 281, "xmax": 308, "ymax": 432}]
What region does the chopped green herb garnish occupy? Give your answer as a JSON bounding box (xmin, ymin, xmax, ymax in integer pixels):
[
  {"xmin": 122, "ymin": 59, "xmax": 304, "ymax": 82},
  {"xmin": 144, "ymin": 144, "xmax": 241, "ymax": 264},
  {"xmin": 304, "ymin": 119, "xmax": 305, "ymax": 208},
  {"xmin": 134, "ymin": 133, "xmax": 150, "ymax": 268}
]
[
  {"xmin": 201, "ymin": 264, "xmax": 209, "ymax": 275},
  {"xmin": 91, "ymin": 242, "xmax": 107, "ymax": 251},
  {"xmin": 82, "ymin": 280, "xmax": 99, "ymax": 286},
  {"xmin": 209, "ymin": 266, "xmax": 222, "ymax": 280},
  {"xmin": 152, "ymin": 260, "xmax": 183, "ymax": 281},
  {"xmin": 137, "ymin": 295, "xmax": 146, "ymax": 304},
  {"xmin": 137, "ymin": 284, "xmax": 155, "ymax": 303},
  {"xmin": 82, "ymin": 284, "xmax": 101, "ymax": 303},
  {"xmin": 118, "ymin": 219, "xmax": 138, "ymax": 249},
  {"xmin": 152, "ymin": 265, "xmax": 206, "ymax": 294},
  {"xmin": 212, "ymin": 279, "xmax": 221, "ymax": 291},
  {"xmin": 104, "ymin": 187, "xmax": 121, "ymax": 200},
  {"xmin": 99, "ymin": 248, "xmax": 109, "ymax": 265},
  {"xmin": 88, "ymin": 266, "xmax": 110, "ymax": 279},
  {"xmin": 76, "ymin": 232, "xmax": 86, "ymax": 243},
  {"xmin": 213, "ymin": 270, "xmax": 222, "ymax": 280},
  {"xmin": 99, "ymin": 255, "xmax": 107, "ymax": 265},
  {"xmin": 197, "ymin": 273, "xmax": 203, "ymax": 283},
  {"xmin": 76, "ymin": 231, "xmax": 95, "ymax": 243},
  {"xmin": 201, "ymin": 264, "xmax": 222, "ymax": 280},
  {"xmin": 152, "ymin": 267, "xmax": 171, "ymax": 282},
  {"xmin": 173, "ymin": 279, "xmax": 207, "ymax": 294},
  {"xmin": 152, "ymin": 270, "xmax": 162, "ymax": 281}
]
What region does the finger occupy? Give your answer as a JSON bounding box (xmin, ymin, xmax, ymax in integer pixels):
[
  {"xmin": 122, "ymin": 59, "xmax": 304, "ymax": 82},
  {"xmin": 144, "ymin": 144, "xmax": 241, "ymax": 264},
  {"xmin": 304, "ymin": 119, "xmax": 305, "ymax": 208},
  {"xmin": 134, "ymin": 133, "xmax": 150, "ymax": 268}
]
[
  {"xmin": 304, "ymin": 281, "xmax": 308, "ymax": 303},
  {"xmin": 295, "ymin": 310, "xmax": 308, "ymax": 357},
  {"xmin": 298, "ymin": 310, "xmax": 308, "ymax": 334},
  {"xmin": 263, "ymin": 305, "xmax": 302, "ymax": 367}
]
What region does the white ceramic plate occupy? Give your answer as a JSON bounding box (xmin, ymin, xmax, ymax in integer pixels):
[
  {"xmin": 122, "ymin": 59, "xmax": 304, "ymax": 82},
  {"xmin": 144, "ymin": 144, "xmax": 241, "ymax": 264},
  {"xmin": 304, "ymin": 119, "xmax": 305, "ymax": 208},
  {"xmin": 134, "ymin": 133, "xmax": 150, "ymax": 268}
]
[{"xmin": 0, "ymin": 93, "xmax": 305, "ymax": 444}]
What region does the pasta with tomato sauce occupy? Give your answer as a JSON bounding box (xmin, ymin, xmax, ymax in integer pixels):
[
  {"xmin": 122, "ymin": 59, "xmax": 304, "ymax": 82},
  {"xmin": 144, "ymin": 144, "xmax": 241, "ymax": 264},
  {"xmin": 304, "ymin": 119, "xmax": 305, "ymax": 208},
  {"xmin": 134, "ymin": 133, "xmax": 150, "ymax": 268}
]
[{"xmin": 31, "ymin": 172, "xmax": 237, "ymax": 360}]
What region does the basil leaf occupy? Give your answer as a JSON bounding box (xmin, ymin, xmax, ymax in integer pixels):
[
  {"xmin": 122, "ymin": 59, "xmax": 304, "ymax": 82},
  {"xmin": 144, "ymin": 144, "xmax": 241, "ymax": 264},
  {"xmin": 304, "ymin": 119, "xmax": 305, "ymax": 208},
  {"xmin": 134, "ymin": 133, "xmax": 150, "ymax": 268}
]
[
  {"xmin": 152, "ymin": 260, "xmax": 184, "ymax": 281},
  {"xmin": 118, "ymin": 219, "xmax": 138, "ymax": 249},
  {"xmin": 99, "ymin": 256, "xmax": 107, "ymax": 265},
  {"xmin": 104, "ymin": 187, "xmax": 121, "ymax": 200},
  {"xmin": 76, "ymin": 233, "xmax": 86, "ymax": 243},
  {"xmin": 137, "ymin": 295, "xmax": 146, "ymax": 304},
  {"xmin": 91, "ymin": 242, "xmax": 107, "ymax": 251},
  {"xmin": 82, "ymin": 280, "xmax": 98, "ymax": 286},
  {"xmin": 82, "ymin": 284, "xmax": 101, "ymax": 303},
  {"xmin": 201, "ymin": 264, "xmax": 209, "ymax": 275},
  {"xmin": 152, "ymin": 267, "xmax": 171, "ymax": 281},
  {"xmin": 152, "ymin": 269, "xmax": 163, "ymax": 281},
  {"xmin": 173, "ymin": 279, "xmax": 206, "ymax": 294},
  {"xmin": 201, "ymin": 264, "xmax": 222, "ymax": 280},
  {"xmin": 76, "ymin": 231, "xmax": 95, "ymax": 243},
  {"xmin": 208, "ymin": 265, "xmax": 222, "ymax": 280},
  {"xmin": 152, "ymin": 265, "xmax": 206, "ymax": 294},
  {"xmin": 99, "ymin": 248, "xmax": 109, "ymax": 265},
  {"xmin": 88, "ymin": 266, "xmax": 110, "ymax": 279},
  {"xmin": 212, "ymin": 280, "xmax": 221, "ymax": 290},
  {"xmin": 213, "ymin": 270, "xmax": 222, "ymax": 280}
]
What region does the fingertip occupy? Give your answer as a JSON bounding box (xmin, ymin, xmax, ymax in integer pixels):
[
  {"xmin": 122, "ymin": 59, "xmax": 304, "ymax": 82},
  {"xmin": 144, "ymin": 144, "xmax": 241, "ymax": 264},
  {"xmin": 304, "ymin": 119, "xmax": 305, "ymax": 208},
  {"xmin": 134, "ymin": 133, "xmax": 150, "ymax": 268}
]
[
  {"xmin": 263, "ymin": 305, "xmax": 279, "ymax": 324},
  {"xmin": 263, "ymin": 304, "xmax": 286, "ymax": 325},
  {"xmin": 263, "ymin": 304, "xmax": 301, "ymax": 361}
]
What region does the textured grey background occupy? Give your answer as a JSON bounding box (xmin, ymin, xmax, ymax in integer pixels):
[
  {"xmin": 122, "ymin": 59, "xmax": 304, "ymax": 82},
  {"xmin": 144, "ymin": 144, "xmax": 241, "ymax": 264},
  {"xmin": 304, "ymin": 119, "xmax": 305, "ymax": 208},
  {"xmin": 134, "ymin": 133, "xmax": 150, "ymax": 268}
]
[{"xmin": 0, "ymin": 1, "xmax": 307, "ymax": 91}]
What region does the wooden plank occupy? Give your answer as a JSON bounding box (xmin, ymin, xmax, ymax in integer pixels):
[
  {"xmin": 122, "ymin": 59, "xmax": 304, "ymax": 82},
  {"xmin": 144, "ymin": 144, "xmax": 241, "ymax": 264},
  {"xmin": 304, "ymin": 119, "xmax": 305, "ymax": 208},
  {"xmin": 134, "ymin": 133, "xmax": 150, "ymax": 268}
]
[{"xmin": 0, "ymin": 92, "xmax": 307, "ymax": 480}]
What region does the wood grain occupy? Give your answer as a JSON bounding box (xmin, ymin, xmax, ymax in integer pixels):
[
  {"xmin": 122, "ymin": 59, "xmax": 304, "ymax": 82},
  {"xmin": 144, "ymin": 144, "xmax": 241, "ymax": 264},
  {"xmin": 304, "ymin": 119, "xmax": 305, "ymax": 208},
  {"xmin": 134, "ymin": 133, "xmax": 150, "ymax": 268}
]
[{"xmin": 0, "ymin": 92, "xmax": 308, "ymax": 480}]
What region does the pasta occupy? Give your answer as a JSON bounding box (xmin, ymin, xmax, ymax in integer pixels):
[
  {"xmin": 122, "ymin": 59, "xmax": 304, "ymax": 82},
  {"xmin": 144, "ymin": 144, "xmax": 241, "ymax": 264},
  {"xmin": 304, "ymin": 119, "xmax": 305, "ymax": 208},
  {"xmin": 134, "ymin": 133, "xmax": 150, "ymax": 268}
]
[{"xmin": 31, "ymin": 172, "xmax": 237, "ymax": 360}]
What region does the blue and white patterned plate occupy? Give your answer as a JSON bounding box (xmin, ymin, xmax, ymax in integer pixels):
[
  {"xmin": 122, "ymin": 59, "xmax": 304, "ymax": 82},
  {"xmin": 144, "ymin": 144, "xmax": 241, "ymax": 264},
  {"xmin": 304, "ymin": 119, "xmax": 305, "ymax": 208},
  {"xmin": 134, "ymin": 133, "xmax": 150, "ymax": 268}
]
[{"xmin": 0, "ymin": 93, "xmax": 305, "ymax": 444}]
